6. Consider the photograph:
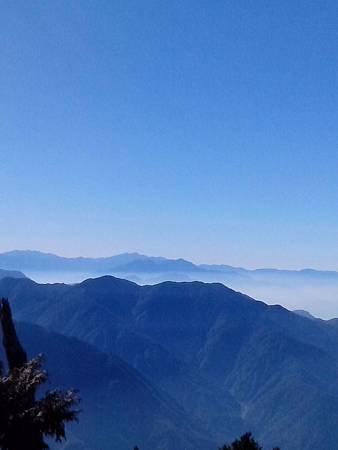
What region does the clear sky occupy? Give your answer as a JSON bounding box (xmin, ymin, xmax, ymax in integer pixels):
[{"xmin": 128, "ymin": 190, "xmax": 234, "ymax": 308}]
[{"xmin": 1, "ymin": 0, "xmax": 338, "ymax": 269}]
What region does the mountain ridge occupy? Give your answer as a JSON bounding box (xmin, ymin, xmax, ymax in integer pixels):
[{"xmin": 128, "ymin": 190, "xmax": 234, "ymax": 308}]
[
  {"xmin": 4, "ymin": 249, "xmax": 337, "ymax": 318},
  {"xmin": 2, "ymin": 249, "xmax": 338, "ymax": 276},
  {"xmin": 0, "ymin": 267, "xmax": 26, "ymax": 280}
]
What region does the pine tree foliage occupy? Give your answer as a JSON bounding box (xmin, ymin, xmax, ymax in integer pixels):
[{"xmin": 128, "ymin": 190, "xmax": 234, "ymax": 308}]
[
  {"xmin": 0, "ymin": 298, "xmax": 79, "ymax": 450},
  {"xmin": 220, "ymin": 432, "xmax": 280, "ymax": 450}
]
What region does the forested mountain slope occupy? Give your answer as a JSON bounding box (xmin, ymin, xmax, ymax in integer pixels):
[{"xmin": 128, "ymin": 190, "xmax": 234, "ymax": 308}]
[
  {"xmin": 4, "ymin": 321, "xmax": 214, "ymax": 450},
  {"xmin": 1, "ymin": 276, "xmax": 338, "ymax": 449}
]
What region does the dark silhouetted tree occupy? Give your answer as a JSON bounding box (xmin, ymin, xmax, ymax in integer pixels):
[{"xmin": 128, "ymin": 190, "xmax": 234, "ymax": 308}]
[
  {"xmin": 220, "ymin": 432, "xmax": 280, "ymax": 450},
  {"xmin": 0, "ymin": 298, "xmax": 79, "ymax": 450}
]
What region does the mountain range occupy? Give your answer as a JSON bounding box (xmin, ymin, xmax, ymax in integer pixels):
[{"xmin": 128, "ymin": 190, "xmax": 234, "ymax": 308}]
[
  {"xmin": 1, "ymin": 249, "xmax": 338, "ymax": 318},
  {"xmin": 1, "ymin": 250, "xmax": 338, "ymax": 280},
  {"xmin": 1, "ymin": 274, "xmax": 338, "ymax": 449}
]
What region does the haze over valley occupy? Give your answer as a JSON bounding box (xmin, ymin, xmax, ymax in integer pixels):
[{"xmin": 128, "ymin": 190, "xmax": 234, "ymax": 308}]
[{"xmin": 1, "ymin": 250, "xmax": 338, "ymax": 319}]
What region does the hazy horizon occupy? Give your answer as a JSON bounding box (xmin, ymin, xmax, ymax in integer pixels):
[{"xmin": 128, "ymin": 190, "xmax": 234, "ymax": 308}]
[
  {"xmin": 3, "ymin": 247, "xmax": 338, "ymax": 272},
  {"xmin": 2, "ymin": 247, "xmax": 338, "ymax": 319}
]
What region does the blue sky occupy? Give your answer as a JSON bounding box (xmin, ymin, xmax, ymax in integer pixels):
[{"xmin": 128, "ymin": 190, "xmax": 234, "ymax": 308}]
[{"xmin": 1, "ymin": 0, "xmax": 338, "ymax": 268}]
